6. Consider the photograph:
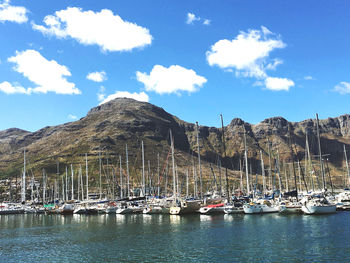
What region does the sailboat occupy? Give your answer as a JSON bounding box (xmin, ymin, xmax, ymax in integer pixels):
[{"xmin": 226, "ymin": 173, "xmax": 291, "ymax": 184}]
[
  {"xmin": 279, "ymin": 124, "xmax": 303, "ymax": 214},
  {"xmin": 199, "ymin": 203, "xmax": 225, "ymax": 214},
  {"xmin": 301, "ymin": 114, "xmax": 336, "ymax": 215},
  {"xmin": 60, "ymin": 203, "xmax": 75, "ymax": 215},
  {"xmin": 143, "ymin": 204, "xmax": 163, "ymax": 214},
  {"xmin": 242, "ymin": 133, "xmax": 281, "ymax": 214},
  {"xmin": 169, "ymin": 199, "xmax": 201, "ymax": 215},
  {"xmin": 169, "ymin": 129, "xmax": 200, "ymax": 215},
  {"xmin": 115, "ymin": 201, "xmax": 134, "ymax": 214},
  {"xmin": 301, "ymin": 194, "xmax": 336, "ymax": 214}
]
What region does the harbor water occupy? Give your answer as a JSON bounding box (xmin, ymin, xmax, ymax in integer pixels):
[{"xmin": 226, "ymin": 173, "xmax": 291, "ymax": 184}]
[{"xmin": 1, "ymin": 213, "xmax": 350, "ymax": 262}]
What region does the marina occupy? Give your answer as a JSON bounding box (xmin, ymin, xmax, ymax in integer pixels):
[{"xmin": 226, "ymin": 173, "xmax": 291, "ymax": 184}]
[
  {"xmin": 1, "ymin": 113, "xmax": 348, "ymax": 217},
  {"xmin": 1, "ymin": 113, "xmax": 349, "ymax": 217},
  {"xmin": 1, "ymin": 1, "xmax": 350, "ymax": 261}
]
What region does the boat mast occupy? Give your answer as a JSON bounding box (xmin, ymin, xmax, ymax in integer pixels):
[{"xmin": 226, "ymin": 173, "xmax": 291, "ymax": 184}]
[
  {"xmin": 21, "ymin": 149, "xmax": 26, "ymax": 203},
  {"xmin": 165, "ymin": 159, "xmax": 168, "ymax": 196},
  {"xmin": 267, "ymin": 139, "xmax": 273, "ymax": 192},
  {"xmin": 297, "ymin": 161, "xmax": 302, "ymax": 193},
  {"xmin": 192, "ymin": 155, "xmax": 197, "ymax": 197},
  {"xmin": 244, "ymin": 132, "xmax": 250, "ymax": 195},
  {"xmin": 284, "ymin": 163, "xmax": 289, "ymax": 192},
  {"xmin": 288, "ymin": 123, "xmax": 298, "ymax": 201},
  {"xmin": 196, "ymin": 122, "xmax": 203, "ymax": 200},
  {"xmin": 55, "ymin": 179, "xmax": 58, "ymax": 202},
  {"xmin": 141, "ymin": 141, "xmax": 145, "ymax": 197},
  {"xmin": 120, "ymin": 155, "xmax": 123, "ymax": 199},
  {"xmin": 85, "ymin": 153, "xmax": 89, "ymax": 200},
  {"xmin": 126, "ymin": 144, "xmax": 130, "ymax": 197},
  {"xmin": 157, "ymin": 153, "xmax": 160, "ymax": 197},
  {"xmin": 77, "ymin": 165, "xmax": 80, "ymax": 200},
  {"xmin": 148, "ymin": 160, "xmax": 152, "ymax": 195},
  {"xmin": 61, "ymin": 171, "xmax": 65, "ymax": 202},
  {"xmin": 65, "ymin": 166, "xmax": 68, "ymax": 201},
  {"xmin": 316, "ymin": 113, "xmax": 326, "ymax": 191},
  {"xmin": 176, "ymin": 165, "xmax": 179, "ymax": 197},
  {"xmin": 42, "ymin": 169, "xmax": 46, "ymax": 203},
  {"xmin": 56, "ymin": 161, "xmax": 59, "ymax": 202},
  {"xmin": 239, "ymin": 158, "xmax": 243, "ymax": 194},
  {"xmin": 186, "ymin": 169, "xmax": 189, "ymax": 198},
  {"xmin": 276, "ymin": 150, "xmax": 282, "ymax": 195},
  {"xmin": 220, "ymin": 115, "xmax": 230, "ymax": 203},
  {"xmin": 99, "ymin": 151, "xmax": 102, "ymax": 199},
  {"xmin": 80, "ymin": 164, "xmax": 84, "ymax": 200},
  {"xmin": 71, "ymin": 164, "xmax": 74, "ymax": 200},
  {"xmin": 260, "ymin": 151, "xmax": 266, "ymax": 195},
  {"xmin": 30, "ymin": 170, "xmax": 34, "ymax": 203},
  {"xmin": 218, "ymin": 157, "xmax": 222, "ymax": 195},
  {"xmin": 305, "ymin": 132, "xmax": 315, "ymax": 191},
  {"xmin": 112, "ymin": 164, "xmax": 116, "ymax": 199},
  {"xmin": 344, "ymin": 144, "xmax": 350, "ymax": 187},
  {"xmin": 170, "ymin": 130, "xmax": 177, "ymax": 202}
]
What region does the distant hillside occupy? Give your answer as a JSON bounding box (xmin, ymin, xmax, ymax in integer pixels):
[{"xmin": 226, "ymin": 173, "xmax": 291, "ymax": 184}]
[{"xmin": 0, "ymin": 98, "xmax": 349, "ymax": 191}]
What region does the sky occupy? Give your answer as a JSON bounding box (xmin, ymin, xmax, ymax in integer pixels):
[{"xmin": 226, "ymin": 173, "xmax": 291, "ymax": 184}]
[{"xmin": 0, "ymin": 0, "xmax": 350, "ymax": 132}]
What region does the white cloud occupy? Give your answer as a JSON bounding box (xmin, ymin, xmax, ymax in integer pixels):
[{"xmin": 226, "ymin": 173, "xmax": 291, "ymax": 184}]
[
  {"xmin": 0, "ymin": 81, "xmax": 28, "ymax": 94},
  {"xmin": 0, "ymin": 0, "xmax": 28, "ymax": 23},
  {"xmin": 186, "ymin": 12, "xmax": 200, "ymax": 24},
  {"xmin": 99, "ymin": 91, "xmax": 149, "ymax": 105},
  {"xmin": 136, "ymin": 65, "xmax": 207, "ymax": 95},
  {"xmin": 207, "ymin": 26, "xmax": 294, "ymax": 91},
  {"xmin": 203, "ymin": 19, "xmax": 211, "ymax": 26},
  {"xmin": 206, "ymin": 26, "xmax": 285, "ymax": 79},
  {"xmin": 32, "ymin": 7, "xmax": 152, "ymax": 52},
  {"xmin": 265, "ymin": 77, "xmax": 294, "ymax": 91},
  {"xmin": 304, "ymin": 75, "xmax": 313, "ymax": 80},
  {"xmin": 97, "ymin": 86, "xmax": 106, "ymax": 101},
  {"xmin": 68, "ymin": 114, "xmax": 77, "ymax": 120},
  {"xmin": 334, "ymin": 82, "xmax": 350, "ymax": 95},
  {"xmin": 7, "ymin": 49, "xmax": 80, "ymax": 95},
  {"xmin": 87, "ymin": 71, "xmax": 107, "ymax": 82}
]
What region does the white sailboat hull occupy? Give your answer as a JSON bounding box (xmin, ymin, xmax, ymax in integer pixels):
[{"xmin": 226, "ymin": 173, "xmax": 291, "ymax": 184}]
[
  {"xmin": 243, "ymin": 204, "xmax": 280, "ymax": 214},
  {"xmin": 116, "ymin": 207, "xmax": 134, "ymax": 214},
  {"xmin": 143, "ymin": 206, "xmax": 163, "ymax": 214},
  {"xmin": 223, "ymin": 206, "xmax": 244, "ymax": 214},
  {"xmin": 199, "ymin": 206, "xmax": 225, "ymax": 215},
  {"xmin": 301, "ymin": 204, "xmax": 336, "ymax": 214}
]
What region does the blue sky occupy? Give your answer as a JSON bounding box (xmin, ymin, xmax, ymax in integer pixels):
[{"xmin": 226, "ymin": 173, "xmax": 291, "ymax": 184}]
[{"xmin": 0, "ymin": 0, "xmax": 349, "ymax": 132}]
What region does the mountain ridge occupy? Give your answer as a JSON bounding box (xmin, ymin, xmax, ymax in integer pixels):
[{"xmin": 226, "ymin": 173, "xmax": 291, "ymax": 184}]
[{"xmin": 0, "ymin": 98, "xmax": 349, "ymax": 190}]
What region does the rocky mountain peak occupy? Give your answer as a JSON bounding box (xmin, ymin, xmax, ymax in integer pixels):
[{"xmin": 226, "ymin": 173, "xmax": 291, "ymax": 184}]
[{"xmin": 0, "ymin": 98, "xmax": 349, "ymax": 181}]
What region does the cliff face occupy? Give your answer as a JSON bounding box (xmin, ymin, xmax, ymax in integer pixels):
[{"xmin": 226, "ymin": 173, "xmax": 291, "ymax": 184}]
[{"xmin": 0, "ymin": 98, "xmax": 349, "ymax": 184}]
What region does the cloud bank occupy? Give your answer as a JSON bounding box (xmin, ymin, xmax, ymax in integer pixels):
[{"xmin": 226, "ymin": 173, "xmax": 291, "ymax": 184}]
[
  {"xmin": 136, "ymin": 65, "xmax": 207, "ymax": 95},
  {"xmin": 1, "ymin": 49, "xmax": 80, "ymax": 95},
  {"xmin": 207, "ymin": 26, "xmax": 293, "ymax": 91},
  {"xmin": 0, "ymin": 0, "xmax": 28, "ymax": 23},
  {"xmin": 32, "ymin": 7, "xmax": 152, "ymax": 52}
]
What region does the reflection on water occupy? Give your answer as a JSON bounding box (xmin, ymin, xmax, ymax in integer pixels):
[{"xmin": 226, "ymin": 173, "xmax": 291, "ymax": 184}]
[{"xmin": 1, "ymin": 213, "xmax": 350, "ymax": 262}]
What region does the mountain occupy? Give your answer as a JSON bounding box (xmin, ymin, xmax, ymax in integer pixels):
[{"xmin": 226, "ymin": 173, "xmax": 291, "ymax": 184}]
[{"xmin": 0, "ymin": 98, "xmax": 349, "ymax": 190}]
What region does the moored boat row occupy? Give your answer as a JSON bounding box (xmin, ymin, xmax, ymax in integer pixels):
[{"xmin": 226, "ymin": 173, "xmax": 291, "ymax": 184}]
[{"xmin": 1, "ymin": 191, "xmax": 342, "ymax": 216}]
